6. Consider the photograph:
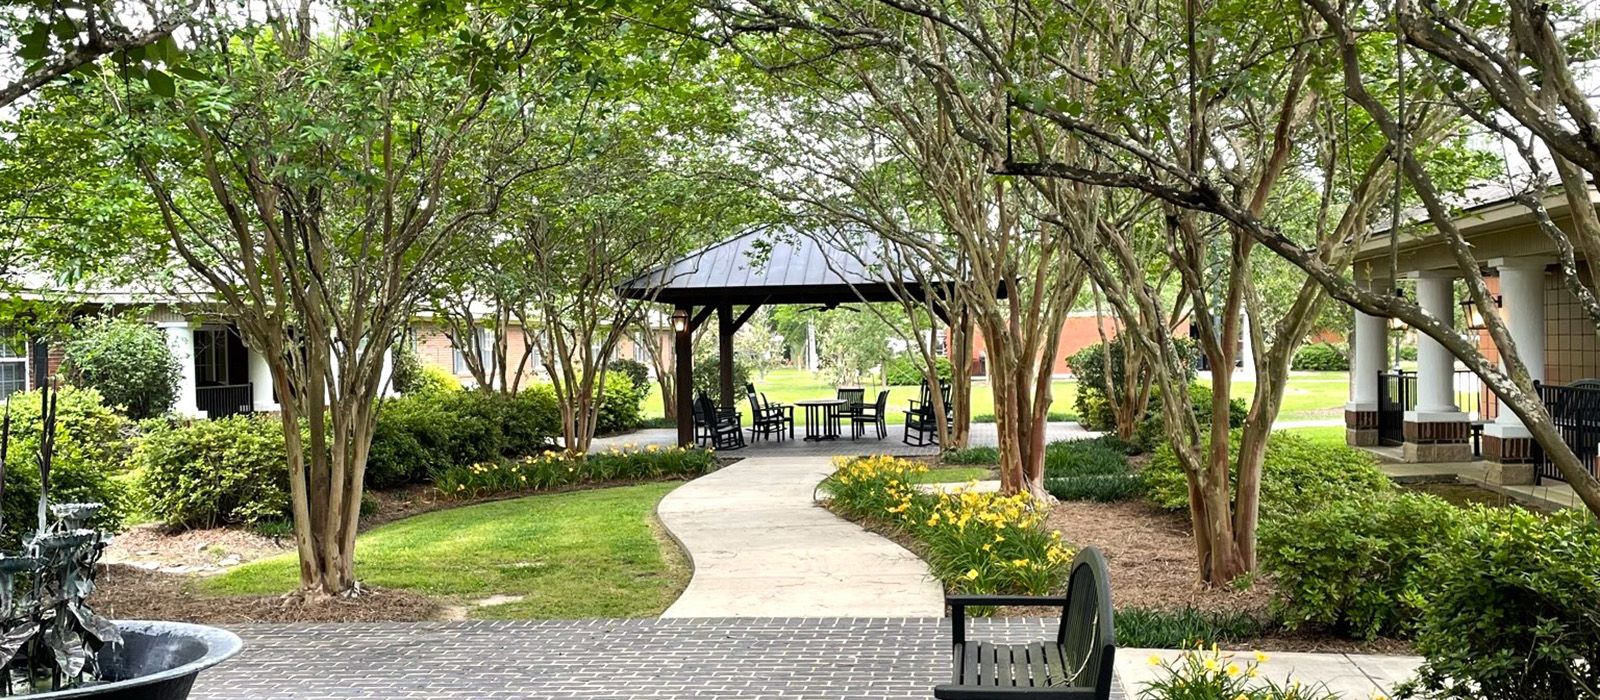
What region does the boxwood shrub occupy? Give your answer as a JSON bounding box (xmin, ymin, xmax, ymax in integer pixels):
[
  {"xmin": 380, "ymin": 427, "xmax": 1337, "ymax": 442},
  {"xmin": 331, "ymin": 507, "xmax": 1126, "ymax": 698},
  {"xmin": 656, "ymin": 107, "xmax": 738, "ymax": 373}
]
[
  {"xmin": 1, "ymin": 387, "xmax": 129, "ymax": 545},
  {"xmin": 1290, "ymin": 343, "xmax": 1349, "ymax": 372},
  {"xmin": 1143, "ymin": 430, "xmax": 1390, "ymax": 518},
  {"xmin": 1259, "ymin": 491, "xmax": 1465, "ymax": 640},
  {"xmin": 366, "ymin": 387, "xmax": 560, "ymax": 489}
]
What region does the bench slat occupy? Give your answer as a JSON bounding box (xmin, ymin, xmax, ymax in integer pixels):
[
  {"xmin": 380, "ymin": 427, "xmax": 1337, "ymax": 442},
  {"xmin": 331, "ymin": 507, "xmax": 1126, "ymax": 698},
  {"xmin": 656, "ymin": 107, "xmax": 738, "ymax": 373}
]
[
  {"xmin": 1044, "ymin": 643, "xmax": 1069, "ymax": 686},
  {"xmin": 962, "ymin": 641, "xmax": 981, "ymax": 686},
  {"xmin": 980, "ymin": 642, "xmax": 996, "ymax": 685},
  {"xmin": 1027, "ymin": 642, "xmax": 1049, "ymax": 688}
]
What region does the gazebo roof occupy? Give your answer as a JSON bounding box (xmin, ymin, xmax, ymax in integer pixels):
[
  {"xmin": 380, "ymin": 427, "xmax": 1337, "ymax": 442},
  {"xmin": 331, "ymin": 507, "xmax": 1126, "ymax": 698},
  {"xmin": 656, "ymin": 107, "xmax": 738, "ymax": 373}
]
[{"xmin": 618, "ymin": 228, "xmax": 932, "ymax": 306}]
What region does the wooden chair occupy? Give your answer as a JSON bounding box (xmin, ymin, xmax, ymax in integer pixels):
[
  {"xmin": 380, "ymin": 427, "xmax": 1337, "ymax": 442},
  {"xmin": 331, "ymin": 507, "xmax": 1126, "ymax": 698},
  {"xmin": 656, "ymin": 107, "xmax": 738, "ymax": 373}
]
[
  {"xmin": 746, "ymin": 390, "xmax": 790, "ymax": 442},
  {"xmin": 849, "ymin": 389, "xmax": 890, "ymax": 439},
  {"xmin": 838, "ymin": 387, "xmax": 865, "ymax": 435},
  {"xmin": 934, "ymin": 548, "xmax": 1117, "ymax": 700},
  {"xmin": 747, "ymin": 383, "xmax": 794, "ymax": 439},
  {"xmin": 903, "ymin": 379, "xmax": 951, "ymax": 446},
  {"xmin": 695, "ymin": 394, "xmax": 744, "ymax": 450}
]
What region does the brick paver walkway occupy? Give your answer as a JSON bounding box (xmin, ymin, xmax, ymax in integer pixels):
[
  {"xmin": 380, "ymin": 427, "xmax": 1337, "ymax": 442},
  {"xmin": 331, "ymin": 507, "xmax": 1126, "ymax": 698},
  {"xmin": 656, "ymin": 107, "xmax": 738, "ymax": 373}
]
[{"xmin": 190, "ymin": 618, "xmax": 1127, "ymax": 699}]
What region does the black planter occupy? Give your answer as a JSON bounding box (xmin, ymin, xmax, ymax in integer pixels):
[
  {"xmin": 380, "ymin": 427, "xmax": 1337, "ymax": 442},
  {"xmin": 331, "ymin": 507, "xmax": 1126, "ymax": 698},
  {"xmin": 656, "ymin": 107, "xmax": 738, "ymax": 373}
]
[{"xmin": 31, "ymin": 621, "xmax": 242, "ymax": 699}]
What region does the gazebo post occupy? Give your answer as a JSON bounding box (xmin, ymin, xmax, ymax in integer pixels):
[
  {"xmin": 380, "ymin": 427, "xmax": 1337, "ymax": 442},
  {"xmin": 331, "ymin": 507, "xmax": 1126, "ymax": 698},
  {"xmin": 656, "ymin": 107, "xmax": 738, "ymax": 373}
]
[
  {"xmin": 674, "ymin": 305, "xmax": 695, "ymax": 447},
  {"xmin": 717, "ymin": 303, "xmax": 736, "ymax": 410}
]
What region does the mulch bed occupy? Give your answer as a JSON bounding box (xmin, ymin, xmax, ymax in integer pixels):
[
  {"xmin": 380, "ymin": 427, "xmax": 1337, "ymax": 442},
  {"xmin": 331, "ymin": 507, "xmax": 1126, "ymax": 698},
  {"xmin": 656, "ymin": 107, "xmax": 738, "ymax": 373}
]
[{"xmin": 94, "ymin": 564, "xmax": 440, "ymax": 624}]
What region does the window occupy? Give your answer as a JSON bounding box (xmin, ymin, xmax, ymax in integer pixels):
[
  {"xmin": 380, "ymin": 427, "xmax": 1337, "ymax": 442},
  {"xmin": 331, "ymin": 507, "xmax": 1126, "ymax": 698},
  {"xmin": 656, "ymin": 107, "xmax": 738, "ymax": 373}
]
[
  {"xmin": 0, "ymin": 334, "xmax": 26, "ymax": 401},
  {"xmin": 453, "ymin": 328, "xmax": 494, "ymax": 376},
  {"xmin": 194, "ymin": 328, "xmax": 230, "ymax": 385}
]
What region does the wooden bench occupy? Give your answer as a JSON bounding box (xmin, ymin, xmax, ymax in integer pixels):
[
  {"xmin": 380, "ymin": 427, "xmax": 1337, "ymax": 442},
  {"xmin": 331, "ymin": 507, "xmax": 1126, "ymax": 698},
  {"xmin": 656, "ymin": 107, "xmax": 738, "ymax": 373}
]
[{"xmin": 934, "ymin": 547, "xmax": 1116, "ymax": 700}]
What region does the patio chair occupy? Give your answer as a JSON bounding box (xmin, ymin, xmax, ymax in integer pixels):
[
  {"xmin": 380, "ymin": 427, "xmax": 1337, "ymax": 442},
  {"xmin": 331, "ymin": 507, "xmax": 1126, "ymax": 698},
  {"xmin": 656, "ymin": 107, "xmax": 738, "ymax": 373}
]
[
  {"xmin": 849, "ymin": 389, "xmax": 890, "ymax": 440},
  {"xmin": 903, "ymin": 379, "xmax": 951, "ymax": 446},
  {"xmin": 747, "ymin": 382, "xmax": 794, "ymax": 438},
  {"xmin": 695, "ymin": 394, "xmax": 745, "ymax": 450},
  {"xmin": 837, "ymin": 387, "xmax": 865, "ymax": 435},
  {"xmin": 746, "ymin": 389, "xmax": 791, "ymax": 442}
]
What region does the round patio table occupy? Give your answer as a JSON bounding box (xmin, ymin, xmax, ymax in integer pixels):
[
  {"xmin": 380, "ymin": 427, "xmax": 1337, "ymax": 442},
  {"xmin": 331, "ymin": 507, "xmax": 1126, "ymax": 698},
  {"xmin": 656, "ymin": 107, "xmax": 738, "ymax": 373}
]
[{"xmin": 794, "ymin": 399, "xmax": 846, "ymax": 441}]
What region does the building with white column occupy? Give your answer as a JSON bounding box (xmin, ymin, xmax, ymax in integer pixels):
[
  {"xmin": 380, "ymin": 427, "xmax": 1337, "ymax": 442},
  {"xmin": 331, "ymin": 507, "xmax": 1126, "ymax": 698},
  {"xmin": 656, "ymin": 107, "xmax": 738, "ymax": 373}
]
[{"xmin": 1347, "ymin": 186, "xmax": 1600, "ymax": 487}]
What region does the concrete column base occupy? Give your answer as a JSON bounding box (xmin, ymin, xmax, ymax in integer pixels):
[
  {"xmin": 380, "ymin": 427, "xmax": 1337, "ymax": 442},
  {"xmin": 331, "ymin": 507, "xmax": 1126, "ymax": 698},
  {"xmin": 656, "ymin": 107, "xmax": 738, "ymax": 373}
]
[
  {"xmin": 1347, "ymin": 428, "xmax": 1380, "ymax": 447},
  {"xmin": 1483, "ymin": 460, "xmax": 1536, "ymax": 486},
  {"xmin": 1403, "ymin": 440, "xmax": 1473, "ymax": 463}
]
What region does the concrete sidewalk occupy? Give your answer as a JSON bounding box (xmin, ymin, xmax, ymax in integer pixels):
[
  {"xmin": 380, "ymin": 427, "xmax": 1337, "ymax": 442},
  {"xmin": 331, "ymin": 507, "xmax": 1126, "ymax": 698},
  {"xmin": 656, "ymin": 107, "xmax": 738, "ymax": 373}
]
[
  {"xmin": 1118, "ymin": 647, "xmax": 1421, "ymax": 699},
  {"xmin": 656, "ymin": 455, "xmax": 944, "ymax": 617}
]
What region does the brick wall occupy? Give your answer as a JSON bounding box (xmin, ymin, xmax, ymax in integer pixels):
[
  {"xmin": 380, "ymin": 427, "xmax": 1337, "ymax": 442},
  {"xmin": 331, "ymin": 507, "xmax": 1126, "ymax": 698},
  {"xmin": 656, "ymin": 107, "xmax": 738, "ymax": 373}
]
[
  {"xmin": 1543, "ymin": 272, "xmax": 1600, "ymax": 385},
  {"xmin": 412, "ymin": 322, "xmax": 462, "ymax": 378},
  {"xmin": 952, "ymin": 313, "xmax": 1132, "ymax": 377}
]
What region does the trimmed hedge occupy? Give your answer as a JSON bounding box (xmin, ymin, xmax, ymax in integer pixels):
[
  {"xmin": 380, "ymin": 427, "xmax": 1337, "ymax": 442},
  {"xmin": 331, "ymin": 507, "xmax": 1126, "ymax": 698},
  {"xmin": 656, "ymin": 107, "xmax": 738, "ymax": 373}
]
[
  {"xmin": 884, "ymin": 355, "xmax": 954, "ymax": 386},
  {"xmin": 1143, "ymin": 430, "xmax": 1390, "ymax": 518},
  {"xmin": 1290, "ymin": 343, "xmax": 1349, "ymax": 371},
  {"xmin": 62, "ymin": 315, "xmax": 182, "ymax": 420},
  {"xmin": 367, "ymin": 387, "xmax": 560, "ymax": 489},
  {"xmin": 436, "ymin": 444, "xmax": 718, "ymax": 500},
  {"xmin": 595, "ymin": 373, "xmax": 647, "ymax": 435}
]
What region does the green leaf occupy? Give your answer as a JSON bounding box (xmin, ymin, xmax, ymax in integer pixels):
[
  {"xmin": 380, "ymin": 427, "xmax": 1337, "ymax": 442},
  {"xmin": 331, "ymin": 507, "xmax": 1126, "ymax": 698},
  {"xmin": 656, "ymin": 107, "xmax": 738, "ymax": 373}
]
[{"xmin": 146, "ymin": 69, "xmax": 176, "ymax": 98}]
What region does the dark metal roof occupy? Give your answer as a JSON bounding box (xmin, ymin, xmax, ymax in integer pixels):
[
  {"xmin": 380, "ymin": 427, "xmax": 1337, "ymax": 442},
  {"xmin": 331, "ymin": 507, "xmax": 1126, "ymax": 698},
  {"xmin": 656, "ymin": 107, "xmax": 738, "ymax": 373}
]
[{"xmin": 619, "ymin": 228, "xmax": 935, "ymax": 306}]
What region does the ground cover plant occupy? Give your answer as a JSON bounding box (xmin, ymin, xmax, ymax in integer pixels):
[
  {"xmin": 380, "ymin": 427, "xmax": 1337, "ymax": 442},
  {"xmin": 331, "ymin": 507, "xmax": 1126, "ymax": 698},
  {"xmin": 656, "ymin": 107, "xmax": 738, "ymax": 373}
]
[
  {"xmin": 435, "ymin": 445, "xmax": 717, "ymax": 500},
  {"xmin": 821, "ymin": 455, "xmax": 1072, "ymax": 596},
  {"xmin": 1114, "ymin": 608, "xmax": 1277, "ymax": 650},
  {"xmin": 206, "ymin": 482, "xmax": 689, "ymax": 618},
  {"xmin": 1043, "ymin": 437, "xmax": 1144, "ymax": 502}
]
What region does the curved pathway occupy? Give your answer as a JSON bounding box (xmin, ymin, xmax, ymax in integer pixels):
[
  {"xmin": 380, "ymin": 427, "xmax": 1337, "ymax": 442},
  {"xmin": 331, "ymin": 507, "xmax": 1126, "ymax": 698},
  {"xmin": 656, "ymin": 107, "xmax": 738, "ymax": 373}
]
[{"xmin": 657, "ymin": 455, "xmax": 944, "ymax": 617}]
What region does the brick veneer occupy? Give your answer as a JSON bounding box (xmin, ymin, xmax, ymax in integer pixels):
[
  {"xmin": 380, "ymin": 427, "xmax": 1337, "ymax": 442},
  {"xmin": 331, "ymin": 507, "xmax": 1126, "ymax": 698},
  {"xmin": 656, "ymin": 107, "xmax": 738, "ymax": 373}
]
[
  {"xmin": 1484, "ymin": 434, "xmax": 1537, "ymax": 464},
  {"xmin": 1402, "ymin": 420, "xmax": 1469, "ymax": 443}
]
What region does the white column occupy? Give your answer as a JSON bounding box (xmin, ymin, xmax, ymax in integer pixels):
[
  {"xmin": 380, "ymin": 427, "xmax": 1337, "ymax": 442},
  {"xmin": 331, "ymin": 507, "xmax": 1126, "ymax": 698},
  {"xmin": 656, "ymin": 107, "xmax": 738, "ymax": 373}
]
[
  {"xmin": 378, "ymin": 344, "xmax": 397, "ymax": 397},
  {"xmin": 156, "ymin": 319, "xmax": 203, "ymax": 418},
  {"xmin": 805, "ymin": 321, "xmax": 818, "ymax": 373},
  {"xmin": 1347, "ymin": 284, "xmax": 1389, "ymax": 412},
  {"xmin": 1407, "ymin": 273, "xmax": 1465, "ymax": 419},
  {"xmin": 1237, "ymin": 307, "xmax": 1257, "ymax": 381},
  {"xmin": 248, "ymin": 347, "xmax": 279, "ymax": 411},
  {"xmin": 1485, "ymin": 257, "xmax": 1549, "ymax": 438}
]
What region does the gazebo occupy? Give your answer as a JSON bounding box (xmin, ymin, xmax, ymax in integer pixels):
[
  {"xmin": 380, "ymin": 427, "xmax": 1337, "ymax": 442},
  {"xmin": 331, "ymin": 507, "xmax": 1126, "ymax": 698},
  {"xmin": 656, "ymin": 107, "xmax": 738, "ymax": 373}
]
[{"xmin": 618, "ymin": 227, "xmax": 950, "ymax": 446}]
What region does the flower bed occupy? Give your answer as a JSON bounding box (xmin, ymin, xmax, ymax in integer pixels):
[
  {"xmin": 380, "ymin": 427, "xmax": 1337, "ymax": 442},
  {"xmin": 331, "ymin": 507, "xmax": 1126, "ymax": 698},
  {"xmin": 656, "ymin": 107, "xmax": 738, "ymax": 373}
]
[
  {"xmin": 436, "ymin": 445, "xmax": 718, "ymax": 499},
  {"xmin": 821, "ymin": 455, "xmax": 1072, "ymax": 595}
]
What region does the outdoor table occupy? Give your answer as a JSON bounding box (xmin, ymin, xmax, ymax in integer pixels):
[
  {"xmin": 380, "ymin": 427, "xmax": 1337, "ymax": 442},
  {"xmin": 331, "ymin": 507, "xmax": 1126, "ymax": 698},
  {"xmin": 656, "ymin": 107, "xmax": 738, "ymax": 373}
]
[{"xmin": 794, "ymin": 398, "xmax": 846, "ymax": 441}]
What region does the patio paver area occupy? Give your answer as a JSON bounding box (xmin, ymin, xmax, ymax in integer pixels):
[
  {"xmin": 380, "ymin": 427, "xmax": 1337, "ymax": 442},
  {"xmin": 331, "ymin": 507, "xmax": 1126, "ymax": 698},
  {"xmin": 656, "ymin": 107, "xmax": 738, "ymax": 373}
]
[
  {"xmin": 657, "ymin": 455, "xmax": 944, "ymax": 617},
  {"xmin": 190, "ymin": 618, "xmax": 1128, "ymax": 699}
]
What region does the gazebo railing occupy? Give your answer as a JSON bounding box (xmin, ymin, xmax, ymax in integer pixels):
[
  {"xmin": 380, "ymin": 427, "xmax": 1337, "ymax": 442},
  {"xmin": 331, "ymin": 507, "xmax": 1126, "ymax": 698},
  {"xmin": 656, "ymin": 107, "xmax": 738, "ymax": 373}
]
[{"xmin": 1533, "ymin": 381, "xmax": 1600, "ymax": 485}]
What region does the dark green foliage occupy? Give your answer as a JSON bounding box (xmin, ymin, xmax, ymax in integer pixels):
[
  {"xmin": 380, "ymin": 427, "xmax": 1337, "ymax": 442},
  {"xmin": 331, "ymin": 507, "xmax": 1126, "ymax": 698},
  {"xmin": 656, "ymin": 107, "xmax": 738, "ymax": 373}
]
[
  {"xmin": 690, "ymin": 355, "xmax": 751, "ymax": 399},
  {"xmin": 971, "ymin": 411, "xmax": 1074, "ymax": 424},
  {"xmin": 1131, "ymin": 383, "xmax": 1247, "ymax": 454},
  {"xmin": 1144, "ymin": 430, "xmax": 1390, "ymax": 518},
  {"xmin": 1396, "ymin": 344, "xmax": 1418, "ymax": 362},
  {"xmin": 388, "ymin": 342, "xmax": 426, "ymax": 395},
  {"xmin": 132, "ymin": 415, "xmax": 292, "ymax": 529},
  {"xmin": 1403, "ymin": 508, "xmax": 1600, "ymax": 700},
  {"xmin": 359, "ymin": 492, "xmax": 381, "ymax": 518},
  {"xmin": 941, "ymin": 446, "xmax": 999, "ymax": 465},
  {"xmin": 1290, "ymin": 343, "xmax": 1349, "ymax": 371},
  {"xmin": 61, "ymin": 315, "xmax": 182, "ymax": 420},
  {"xmin": 1114, "ymin": 607, "xmax": 1277, "ymax": 649},
  {"xmin": 436, "ymin": 445, "xmax": 719, "ymax": 499},
  {"xmin": 606, "ymin": 358, "xmax": 651, "ymax": 391},
  {"xmin": 1260, "ymin": 492, "xmax": 1465, "ymax": 640},
  {"xmin": 0, "ymin": 387, "xmax": 128, "ymax": 546},
  {"xmin": 1069, "ymin": 337, "xmax": 1194, "ymax": 431},
  {"xmin": 595, "ymin": 373, "xmax": 647, "ymax": 435},
  {"xmin": 883, "ymin": 355, "xmax": 954, "ymax": 386},
  {"xmin": 366, "ymin": 388, "xmax": 561, "ymax": 489},
  {"xmin": 1043, "ymin": 438, "xmax": 1143, "ymax": 502}
]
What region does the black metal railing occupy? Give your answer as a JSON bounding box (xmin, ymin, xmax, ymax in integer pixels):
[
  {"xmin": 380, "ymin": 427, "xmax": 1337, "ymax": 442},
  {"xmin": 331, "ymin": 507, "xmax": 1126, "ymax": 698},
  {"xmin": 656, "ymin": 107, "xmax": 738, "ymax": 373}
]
[
  {"xmin": 1377, "ymin": 370, "xmax": 1413, "ymax": 446},
  {"xmin": 1534, "ymin": 381, "xmax": 1600, "ymax": 485},
  {"xmin": 197, "ymin": 383, "xmax": 254, "ymax": 419}
]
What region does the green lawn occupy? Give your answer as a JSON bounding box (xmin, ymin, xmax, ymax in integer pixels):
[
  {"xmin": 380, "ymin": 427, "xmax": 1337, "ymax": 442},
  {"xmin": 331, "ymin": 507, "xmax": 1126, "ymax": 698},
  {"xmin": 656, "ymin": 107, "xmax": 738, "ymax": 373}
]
[
  {"xmin": 205, "ymin": 483, "xmax": 688, "ymax": 619},
  {"xmin": 1277, "ymin": 424, "xmax": 1346, "ymax": 447},
  {"xmin": 643, "ymin": 367, "xmax": 1350, "ymax": 426}
]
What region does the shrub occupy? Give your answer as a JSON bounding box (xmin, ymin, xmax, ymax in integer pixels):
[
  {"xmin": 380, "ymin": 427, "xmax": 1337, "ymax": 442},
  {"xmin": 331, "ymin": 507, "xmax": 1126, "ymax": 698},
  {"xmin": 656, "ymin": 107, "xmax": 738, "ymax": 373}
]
[
  {"xmin": 1132, "ymin": 383, "xmax": 1247, "ymax": 454},
  {"xmin": 366, "ymin": 388, "xmax": 560, "ymax": 489},
  {"xmin": 406, "ymin": 366, "xmax": 461, "ymax": 397},
  {"xmin": 1114, "ymin": 607, "xmax": 1277, "ymax": 649},
  {"xmin": 595, "ymin": 373, "xmax": 647, "ymax": 435},
  {"xmin": 942, "ymin": 446, "xmax": 999, "ymax": 465},
  {"xmin": 606, "ymin": 359, "xmax": 650, "ymax": 391},
  {"xmin": 1069, "ymin": 337, "xmax": 1195, "ymax": 432},
  {"xmin": 1143, "ymin": 430, "xmax": 1390, "ymax": 518},
  {"xmin": 435, "ymin": 444, "xmax": 717, "ymax": 499},
  {"xmin": 1403, "ymin": 508, "xmax": 1600, "ymax": 700},
  {"xmin": 1259, "ymin": 491, "xmax": 1464, "ymax": 640},
  {"xmin": 1046, "ymin": 474, "xmax": 1144, "ymax": 502},
  {"xmin": 690, "ymin": 356, "xmax": 751, "ymax": 400},
  {"xmin": 132, "ymin": 415, "xmax": 292, "ymax": 529},
  {"xmin": 0, "ymin": 387, "xmax": 129, "ymax": 544},
  {"xmin": 388, "ymin": 343, "xmax": 426, "ymax": 395},
  {"xmin": 821, "ymin": 455, "xmax": 1072, "ymax": 596},
  {"xmin": 61, "ymin": 315, "xmax": 182, "ymax": 420},
  {"xmin": 883, "ymin": 355, "xmax": 954, "ymax": 386},
  {"xmin": 1289, "ymin": 343, "xmax": 1349, "ymax": 372},
  {"xmin": 1396, "ymin": 343, "xmax": 1418, "ymax": 362}
]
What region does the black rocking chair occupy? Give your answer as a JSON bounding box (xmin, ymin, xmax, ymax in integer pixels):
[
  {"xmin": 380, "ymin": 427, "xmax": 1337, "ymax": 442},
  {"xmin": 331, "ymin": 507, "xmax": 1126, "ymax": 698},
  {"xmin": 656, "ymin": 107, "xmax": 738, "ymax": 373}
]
[{"xmin": 694, "ymin": 394, "xmax": 744, "ymax": 450}]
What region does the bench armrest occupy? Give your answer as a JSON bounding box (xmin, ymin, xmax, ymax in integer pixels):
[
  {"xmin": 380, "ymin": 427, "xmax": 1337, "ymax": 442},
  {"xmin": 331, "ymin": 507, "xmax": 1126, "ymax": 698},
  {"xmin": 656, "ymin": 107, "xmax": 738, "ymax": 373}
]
[{"xmin": 947, "ymin": 595, "xmax": 1072, "ymax": 645}]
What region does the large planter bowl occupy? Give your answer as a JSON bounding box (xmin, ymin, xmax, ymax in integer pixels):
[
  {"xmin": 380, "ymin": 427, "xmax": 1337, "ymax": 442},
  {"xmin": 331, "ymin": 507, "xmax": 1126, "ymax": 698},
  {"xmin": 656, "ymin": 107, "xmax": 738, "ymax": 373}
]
[{"xmin": 38, "ymin": 621, "xmax": 242, "ymax": 699}]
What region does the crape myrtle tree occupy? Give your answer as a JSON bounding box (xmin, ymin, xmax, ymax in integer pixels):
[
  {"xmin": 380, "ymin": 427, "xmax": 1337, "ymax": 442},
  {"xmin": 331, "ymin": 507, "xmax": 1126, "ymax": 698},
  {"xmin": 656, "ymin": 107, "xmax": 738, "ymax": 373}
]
[
  {"xmin": 428, "ymin": 224, "xmax": 527, "ymax": 395},
  {"xmin": 704, "ymin": 0, "xmax": 1480, "ymax": 579},
  {"xmin": 498, "ymin": 65, "xmax": 760, "ymax": 454},
  {"xmin": 0, "ymin": 0, "xmax": 200, "ymax": 109},
  {"xmin": 97, "ymin": 0, "xmax": 693, "ymax": 597},
  {"xmin": 714, "ymin": 13, "xmax": 1088, "ymax": 496}
]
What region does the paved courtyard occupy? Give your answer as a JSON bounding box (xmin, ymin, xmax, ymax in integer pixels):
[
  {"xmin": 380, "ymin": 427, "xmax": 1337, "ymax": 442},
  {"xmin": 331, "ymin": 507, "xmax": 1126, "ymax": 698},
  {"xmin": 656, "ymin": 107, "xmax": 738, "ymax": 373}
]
[{"xmin": 190, "ymin": 618, "xmax": 1128, "ymax": 700}]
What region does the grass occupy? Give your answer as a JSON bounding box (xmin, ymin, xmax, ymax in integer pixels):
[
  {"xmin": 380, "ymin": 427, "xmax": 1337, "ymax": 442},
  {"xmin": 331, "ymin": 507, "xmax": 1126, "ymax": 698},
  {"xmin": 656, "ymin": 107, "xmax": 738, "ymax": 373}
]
[
  {"xmin": 909, "ymin": 467, "xmax": 993, "ymax": 483},
  {"xmin": 1277, "ymin": 425, "xmax": 1345, "ymax": 447},
  {"xmin": 205, "ymin": 482, "xmax": 689, "ymax": 619},
  {"xmin": 1210, "ymin": 370, "xmax": 1350, "ymax": 422}
]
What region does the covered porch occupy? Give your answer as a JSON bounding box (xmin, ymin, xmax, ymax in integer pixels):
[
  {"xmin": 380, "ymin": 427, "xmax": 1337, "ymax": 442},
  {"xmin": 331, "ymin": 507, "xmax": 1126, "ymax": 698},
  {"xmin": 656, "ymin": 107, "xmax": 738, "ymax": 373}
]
[{"xmin": 1345, "ymin": 189, "xmax": 1600, "ymax": 486}]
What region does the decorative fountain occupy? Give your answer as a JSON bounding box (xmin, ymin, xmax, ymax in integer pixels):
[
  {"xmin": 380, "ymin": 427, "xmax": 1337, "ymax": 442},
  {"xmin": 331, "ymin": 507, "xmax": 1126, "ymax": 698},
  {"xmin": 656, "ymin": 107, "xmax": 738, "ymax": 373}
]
[{"xmin": 0, "ymin": 383, "xmax": 240, "ymax": 698}]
